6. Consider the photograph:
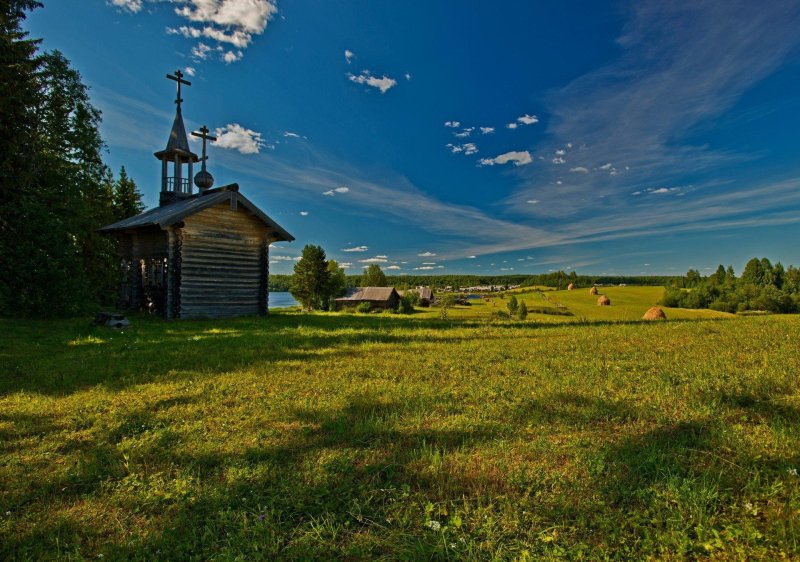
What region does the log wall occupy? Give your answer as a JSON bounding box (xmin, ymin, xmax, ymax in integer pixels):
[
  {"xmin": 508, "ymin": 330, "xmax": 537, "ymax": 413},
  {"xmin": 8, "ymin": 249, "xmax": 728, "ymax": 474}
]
[{"xmin": 179, "ymin": 201, "xmax": 269, "ymax": 318}]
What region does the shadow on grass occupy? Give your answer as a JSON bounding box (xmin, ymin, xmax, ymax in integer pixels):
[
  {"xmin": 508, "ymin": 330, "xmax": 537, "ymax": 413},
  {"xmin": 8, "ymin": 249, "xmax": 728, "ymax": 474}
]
[{"xmin": 3, "ymin": 392, "xmax": 502, "ymax": 560}]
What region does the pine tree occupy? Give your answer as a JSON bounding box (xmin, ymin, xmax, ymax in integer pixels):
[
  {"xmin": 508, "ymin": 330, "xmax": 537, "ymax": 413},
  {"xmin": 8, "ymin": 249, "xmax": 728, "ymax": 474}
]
[
  {"xmin": 517, "ymin": 300, "xmax": 528, "ymax": 320},
  {"xmin": 507, "ymin": 294, "xmax": 519, "ymax": 315},
  {"xmin": 290, "ymin": 245, "xmax": 330, "ymax": 311}
]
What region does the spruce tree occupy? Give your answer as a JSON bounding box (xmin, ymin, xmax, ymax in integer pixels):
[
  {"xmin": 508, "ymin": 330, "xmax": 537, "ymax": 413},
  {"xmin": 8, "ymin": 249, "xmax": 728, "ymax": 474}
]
[{"xmin": 113, "ymin": 166, "xmax": 144, "ymax": 220}]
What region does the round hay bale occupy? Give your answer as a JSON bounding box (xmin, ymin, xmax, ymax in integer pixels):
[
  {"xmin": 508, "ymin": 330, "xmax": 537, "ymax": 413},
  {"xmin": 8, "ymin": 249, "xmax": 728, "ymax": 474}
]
[
  {"xmin": 642, "ymin": 306, "xmax": 667, "ymax": 320},
  {"xmin": 567, "ymin": 283, "xmax": 575, "ymax": 291},
  {"xmin": 597, "ymin": 295, "xmax": 611, "ymax": 306},
  {"xmin": 589, "ymin": 286, "xmax": 599, "ymax": 295}
]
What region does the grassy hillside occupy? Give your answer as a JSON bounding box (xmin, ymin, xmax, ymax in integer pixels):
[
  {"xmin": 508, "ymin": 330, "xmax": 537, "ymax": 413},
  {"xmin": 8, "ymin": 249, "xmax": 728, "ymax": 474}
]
[{"xmin": 1, "ymin": 311, "xmax": 798, "ymax": 559}]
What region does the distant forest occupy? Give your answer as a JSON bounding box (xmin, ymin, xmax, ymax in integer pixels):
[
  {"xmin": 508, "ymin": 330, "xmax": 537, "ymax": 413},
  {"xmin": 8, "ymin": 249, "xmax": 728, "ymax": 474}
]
[{"xmin": 268, "ymin": 272, "xmax": 678, "ymax": 292}]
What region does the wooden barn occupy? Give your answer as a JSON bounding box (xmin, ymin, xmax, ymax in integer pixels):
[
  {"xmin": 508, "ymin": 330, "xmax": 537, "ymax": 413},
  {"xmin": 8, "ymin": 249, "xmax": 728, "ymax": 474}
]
[
  {"xmin": 99, "ymin": 71, "xmax": 293, "ymax": 319},
  {"xmin": 335, "ymin": 287, "xmax": 401, "ymax": 310}
]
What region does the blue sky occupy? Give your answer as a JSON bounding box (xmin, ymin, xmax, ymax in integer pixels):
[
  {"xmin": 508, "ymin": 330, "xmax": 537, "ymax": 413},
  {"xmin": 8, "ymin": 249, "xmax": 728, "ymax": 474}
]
[{"xmin": 25, "ymin": 1, "xmax": 800, "ymax": 276}]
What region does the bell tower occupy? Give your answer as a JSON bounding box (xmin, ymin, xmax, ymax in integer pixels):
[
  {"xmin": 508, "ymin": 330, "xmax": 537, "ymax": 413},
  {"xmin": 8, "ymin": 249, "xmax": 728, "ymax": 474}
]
[{"xmin": 154, "ymin": 70, "xmax": 200, "ymax": 206}]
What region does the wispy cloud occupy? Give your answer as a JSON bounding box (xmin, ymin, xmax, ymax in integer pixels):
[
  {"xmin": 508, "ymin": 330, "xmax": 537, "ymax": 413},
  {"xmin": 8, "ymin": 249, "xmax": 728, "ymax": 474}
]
[
  {"xmin": 344, "ymin": 49, "xmax": 354, "ymax": 64},
  {"xmin": 418, "ymin": 251, "xmax": 436, "ymax": 257},
  {"xmin": 506, "ymin": 0, "xmax": 800, "ymax": 218},
  {"xmin": 359, "ymin": 256, "xmax": 389, "ymax": 263},
  {"xmin": 342, "ymin": 245, "xmax": 368, "ymax": 252},
  {"xmin": 569, "ymin": 166, "xmax": 589, "ymax": 173},
  {"xmin": 480, "ymin": 126, "xmax": 495, "ymax": 134},
  {"xmin": 444, "ymin": 121, "xmax": 461, "ymax": 128}
]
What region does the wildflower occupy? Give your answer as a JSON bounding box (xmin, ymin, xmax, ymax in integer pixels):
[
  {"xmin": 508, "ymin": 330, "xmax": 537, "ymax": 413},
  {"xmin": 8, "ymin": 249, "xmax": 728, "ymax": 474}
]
[
  {"xmin": 789, "ymin": 468, "xmax": 798, "ymax": 477},
  {"xmin": 259, "ymin": 513, "xmax": 266, "ymax": 521},
  {"xmin": 450, "ymin": 542, "xmax": 457, "ymax": 548},
  {"xmin": 426, "ymin": 520, "xmax": 441, "ymax": 531},
  {"xmin": 4, "ymin": 511, "xmax": 10, "ymax": 516}
]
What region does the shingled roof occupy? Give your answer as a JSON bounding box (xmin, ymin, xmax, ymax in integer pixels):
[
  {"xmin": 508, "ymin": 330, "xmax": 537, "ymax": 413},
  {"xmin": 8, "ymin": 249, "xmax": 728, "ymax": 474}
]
[
  {"xmin": 98, "ymin": 184, "xmax": 294, "ymax": 242},
  {"xmin": 336, "ymin": 287, "xmax": 399, "ymax": 301}
]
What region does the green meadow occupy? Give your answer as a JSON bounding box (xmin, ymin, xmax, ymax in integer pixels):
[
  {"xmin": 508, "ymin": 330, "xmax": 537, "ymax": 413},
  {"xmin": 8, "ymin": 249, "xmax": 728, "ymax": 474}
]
[{"xmin": 1, "ymin": 288, "xmax": 798, "ymax": 560}]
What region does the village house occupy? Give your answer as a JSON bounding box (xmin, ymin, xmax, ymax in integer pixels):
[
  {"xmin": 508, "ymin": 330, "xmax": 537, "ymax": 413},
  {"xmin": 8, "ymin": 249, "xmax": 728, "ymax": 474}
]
[
  {"xmin": 335, "ymin": 287, "xmax": 401, "ymax": 310},
  {"xmin": 99, "ymin": 71, "xmax": 293, "ymax": 319}
]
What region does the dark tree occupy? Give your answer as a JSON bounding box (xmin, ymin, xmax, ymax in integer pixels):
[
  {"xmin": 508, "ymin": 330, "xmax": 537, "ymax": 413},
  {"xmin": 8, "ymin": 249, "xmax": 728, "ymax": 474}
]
[
  {"xmin": 113, "ymin": 166, "xmax": 144, "ymax": 220},
  {"xmin": 323, "ymin": 259, "xmax": 347, "ymax": 310}
]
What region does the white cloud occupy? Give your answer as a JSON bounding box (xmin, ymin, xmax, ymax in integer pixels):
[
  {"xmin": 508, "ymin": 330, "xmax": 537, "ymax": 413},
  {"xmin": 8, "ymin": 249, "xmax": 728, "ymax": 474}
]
[
  {"xmin": 342, "ymin": 245, "xmax": 368, "ymax": 252},
  {"xmin": 516, "ymin": 114, "xmax": 539, "ymax": 125},
  {"xmin": 479, "ymin": 150, "xmax": 533, "ymax": 167},
  {"xmin": 453, "ymin": 127, "xmax": 475, "ymax": 138},
  {"xmin": 418, "ymin": 251, "xmax": 436, "ymax": 257},
  {"xmin": 555, "ymin": 149, "xmax": 565, "ymax": 156},
  {"xmin": 506, "ymin": 122, "xmax": 518, "ymax": 129},
  {"xmin": 348, "ymin": 71, "xmax": 397, "ymax": 94},
  {"xmin": 299, "ymin": 211, "xmax": 309, "ymax": 216},
  {"xmin": 415, "ymin": 266, "xmax": 435, "ymax": 270},
  {"xmin": 175, "ymin": 0, "xmax": 277, "ymax": 34},
  {"xmin": 213, "ymin": 123, "xmax": 264, "ymax": 154},
  {"xmin": 444, "ymin": 121, "xmax": 461, "ymax": 128},
  {"xmin": 191, "ymin": 42, "xmax": 213, "ymax": 60},
  {"xmin": 272, "ymin": 255, "xmax": 300, "ymax": 261},
  {"xmin": 445, "ymin": 143, "xmax": 478, "ymax": 155},
  {"xmin": 359, "ymin": 257, "xmax": 388, "ymax": 263},
  {"xmin": 283, "ymin": 131, "xmax": 301, "ymax": 138},
  {"xmin": 480, "ymin": 127, "xmax": 495, "ymax": 134},
  {"xmin": 526, "ymin": 199, "xmax": 540, "ymax": 204},
  {"xmin": 404, "ymin": 72, "xmax": 411, "ymax": 81},
  {"xmin": 223, "ymin": 50, "xmax": 243, "ymax": 63},
  {"xmin": 110, "ymin": 0, "xmax": 142, "ymax": 12},
  {"xmin": 552, "ymin": 157, "xmax": 566, "ymax": 164},
  {"xmin": 422, "ymin": 262, "xmax": 437, "ymax": 265},
  {"xmin": 467, "ymin": 255, "xmax": 476, "ymax": 259},
  {"xmin": 323, "ymin": 186, "xmax": 350, "ymax": 196},
  {"xmin": 340, "ymin": 262, "xmax": 353, "ymax": 268},
  {"xmin": 184, "ymin": 66, "xmax": 196, "ymax": 77},
  {"xmin": 376, "ymin": 255, "xmax": 388, "ymax": 259},
  {"xmin": 158, "ymin": 1, "xmax": 278, "ymax": 63},
  {"xmin": 344, "ymin": 49, "xmax": 354, "ymax": 63},
  {"xmin": 569, "ymin": 166, "xmax": 589, "ymax": 173},
  {"xmin": 598, "ymin": 163, "xmax": 613, "ymax": 170},
  {"xmin": 386, "ymin": 265, "xmax": 401, "ymax": 270}
]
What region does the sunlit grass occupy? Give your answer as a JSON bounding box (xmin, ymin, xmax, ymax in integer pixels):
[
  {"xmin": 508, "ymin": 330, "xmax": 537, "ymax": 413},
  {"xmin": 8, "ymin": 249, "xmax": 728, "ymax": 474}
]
[{"xmin": 0, "ymin": 303, "xmax": 798, "ymax": 560}]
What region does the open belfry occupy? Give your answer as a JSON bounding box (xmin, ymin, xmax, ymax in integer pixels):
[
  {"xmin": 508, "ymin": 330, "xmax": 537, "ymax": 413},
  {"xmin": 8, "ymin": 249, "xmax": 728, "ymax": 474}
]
[{"xmin": 100, "ymin": 71, "xmax": 294, "ymax": 319}]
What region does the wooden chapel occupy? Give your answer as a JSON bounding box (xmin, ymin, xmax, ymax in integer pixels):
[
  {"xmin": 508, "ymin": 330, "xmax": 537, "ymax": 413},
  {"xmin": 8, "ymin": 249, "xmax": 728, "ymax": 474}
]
[{"xmin": 99, "ymin": 70, "xmax": 294, "ymax": 319}]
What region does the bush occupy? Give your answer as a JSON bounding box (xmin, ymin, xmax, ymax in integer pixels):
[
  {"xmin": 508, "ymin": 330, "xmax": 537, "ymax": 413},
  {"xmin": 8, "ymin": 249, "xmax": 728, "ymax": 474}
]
[
  {"xmin": 517, "ymin": 301, "xmax": 528, "ymax": 320},
  {"xmin": 355, "ymin": 302, "xmax": 372, "ymax": 314},
  {"xmin": 395, "ymin": 296, "xmax": 414, "ymax": 314}
]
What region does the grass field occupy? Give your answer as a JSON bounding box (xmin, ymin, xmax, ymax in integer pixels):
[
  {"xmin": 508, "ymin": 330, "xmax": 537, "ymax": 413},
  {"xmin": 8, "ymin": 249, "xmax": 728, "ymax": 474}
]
[
  {"xmin": 413, "ymin": 286, "xmax": 732, "ymax": 322},
  {"xmin": 1, "ymin": 291, "xmax": 799, "ymax": 560}
]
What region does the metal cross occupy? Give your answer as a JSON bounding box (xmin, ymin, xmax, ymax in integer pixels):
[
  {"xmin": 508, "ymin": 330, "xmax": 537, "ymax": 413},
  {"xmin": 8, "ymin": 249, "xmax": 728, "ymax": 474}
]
[
  {"xmin": 166, "ymin": 69, "xmax": 191, "ymax": 106},
  {"xmin": 191, "ymin": 125, "xmax": 217, "ymax": 169}
]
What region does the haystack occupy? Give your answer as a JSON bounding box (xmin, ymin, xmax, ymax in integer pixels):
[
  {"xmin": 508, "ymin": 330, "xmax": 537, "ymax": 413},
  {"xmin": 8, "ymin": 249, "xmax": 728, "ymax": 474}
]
[
  {"xmin": 597, "ymin": 295, "xmax": 611, "ymax": 306},
  {"xmin": 589, "ymin": 286, "xmax": 598, "ymax": 295},
  {"xmin": 642, "ymin": 306, "xmax": 667, "ymax": 320},
  {"xmin": 567, "ymin": 283, "xmax": 575, "ymax": 291}
]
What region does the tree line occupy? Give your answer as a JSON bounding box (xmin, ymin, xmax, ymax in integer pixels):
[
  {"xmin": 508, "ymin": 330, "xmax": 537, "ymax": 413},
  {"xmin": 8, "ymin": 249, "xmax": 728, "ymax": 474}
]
[
  {"xmin": 1, "ymin": 1, "xmax": 143, "ymax": 316},
  {"xmin": 661, "ymin": 258, "xmax": 800, "ymax": 313}
]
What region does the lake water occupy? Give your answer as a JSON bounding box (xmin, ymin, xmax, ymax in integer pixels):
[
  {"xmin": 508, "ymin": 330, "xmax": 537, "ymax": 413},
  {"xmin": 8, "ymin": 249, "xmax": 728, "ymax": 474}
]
[{"xmin": 269, "ymin": 291, "xmax": 299, "ymax": 309}]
